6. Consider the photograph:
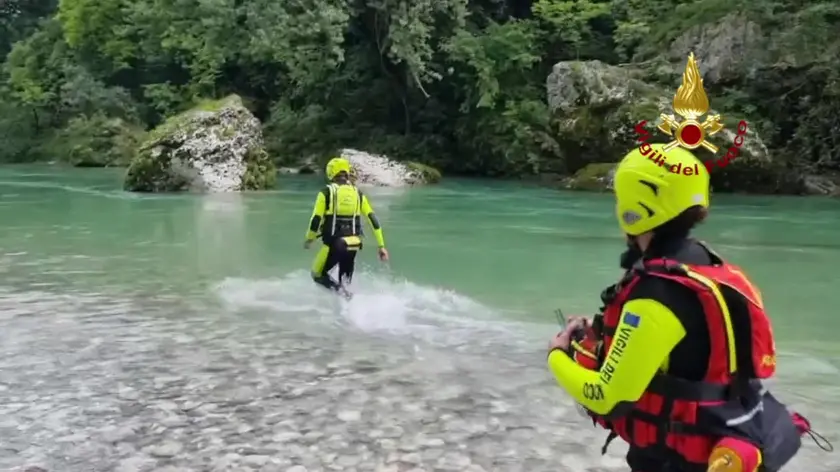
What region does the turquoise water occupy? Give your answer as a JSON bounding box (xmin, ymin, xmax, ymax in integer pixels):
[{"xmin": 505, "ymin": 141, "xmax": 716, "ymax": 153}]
[
  {"xmin": 0, "ymin": 165, "xmax": 838, "ymax": 471},
  {"xmin": 2, "ymin": 167, "xmax": 839, "ymax": 346}
]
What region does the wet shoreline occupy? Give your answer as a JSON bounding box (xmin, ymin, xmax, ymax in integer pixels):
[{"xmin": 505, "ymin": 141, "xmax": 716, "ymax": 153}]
[{"xmin": 1, "ymin": 288, "xmax": 837, "ymax": 472}]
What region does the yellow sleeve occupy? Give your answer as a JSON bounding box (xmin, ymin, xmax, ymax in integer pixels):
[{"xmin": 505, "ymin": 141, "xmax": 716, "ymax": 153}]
[
  {"xmin": 546, "ymin": 298, "xmax": 686, "ymax": 416},
  {"xmin": 305, "ymin": 192, "xmax": 327, "ymax": 241},
  {"xmin": 360, "ymin": 194, "xmax": 385, "ymax": 248}
]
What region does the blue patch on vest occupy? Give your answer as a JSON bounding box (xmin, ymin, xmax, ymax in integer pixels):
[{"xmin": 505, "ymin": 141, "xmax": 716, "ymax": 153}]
[{"xmin": 623, "ymin": 312, "xmax": 641, "ymax": 327}]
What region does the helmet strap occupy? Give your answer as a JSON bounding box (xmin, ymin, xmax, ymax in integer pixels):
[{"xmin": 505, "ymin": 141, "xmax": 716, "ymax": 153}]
[{"xmin": 628, "ymin": 233, "xmax": 653, "ymax": 254}]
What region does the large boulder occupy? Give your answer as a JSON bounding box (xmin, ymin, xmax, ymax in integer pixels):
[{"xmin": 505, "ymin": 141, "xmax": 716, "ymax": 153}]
[
  {"xmin": 124, "ymin": 95, "xmax": 276, "ymax": 192},
  {"xmin": 547, "ymin": 60, "xmax": 666, "ymax": 173},
  {"xmin": 546, "ymin": 60, "xmax": 798, "ymax": 193},
  {"xmin": 340, "ymin": 148, "xmax": 441, "ymax": 187}
]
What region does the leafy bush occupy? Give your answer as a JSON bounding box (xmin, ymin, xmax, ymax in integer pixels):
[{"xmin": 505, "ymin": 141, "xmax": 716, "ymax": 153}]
[{"xmin": 42, "ymin": 112, "xmax": 144, "ymax": 166}]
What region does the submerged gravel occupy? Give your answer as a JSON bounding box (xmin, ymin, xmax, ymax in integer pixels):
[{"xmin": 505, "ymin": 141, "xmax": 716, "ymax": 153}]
[{"xmin": 1, "ymin": 289, "xmax": 836, "ymax": 472}]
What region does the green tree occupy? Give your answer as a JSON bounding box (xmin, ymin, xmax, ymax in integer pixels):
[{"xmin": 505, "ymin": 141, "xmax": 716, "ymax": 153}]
[
  {"xmin": 444, "ymin": 20, "xmax": 559, "ymax": 174},
  {"xmin": 4, "ymin": 19, "xmax": 70, "ymax": 130},
  {"xmin": 1, "ymin": 0, "xmax": 58, "ymax": 59},
  {"xmin": 1, "ymin": 0, "xmax": 838, "ymax": 183},
  {"xmin": 533, "ymin": 0, "xmax": 611, "ymax": 59}
]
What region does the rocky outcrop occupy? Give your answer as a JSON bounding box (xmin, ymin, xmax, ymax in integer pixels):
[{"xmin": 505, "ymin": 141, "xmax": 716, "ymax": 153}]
[
  {"xmin": 666, "ymin": 11, "xmax": 833, "ymax": 84},
  {"xmin": 546, "ymin": 59, "xmax": 804, "ymax": 193},
  {"xmin": 340, "ymin": 148, "xmax": 441, "ymax": 187},
  {"xmin": 668, "ymin": 14, "xmax": 767, "ymax": 85},
  {"xmin": 123, "ymin": 95, "xmax": 276, "ymax": 192},
  {"xmin": 546, "ymin": 60, "xmax": 666, "ymax": 173}
]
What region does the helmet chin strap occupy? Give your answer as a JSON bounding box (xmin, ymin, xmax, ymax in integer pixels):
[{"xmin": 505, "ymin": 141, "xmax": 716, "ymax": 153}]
[{"xmin": 626, "ymin": 233, "xmax": 653, "ymax": 253}]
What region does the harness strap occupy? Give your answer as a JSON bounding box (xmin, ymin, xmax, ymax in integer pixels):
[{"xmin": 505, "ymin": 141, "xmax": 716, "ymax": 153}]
[
  {"xmin": 352, "ymin": 187, "xmax": 360, "ymax": 234},
  {"xmin": 327, "ymin": 184, "xmax": 362, "ymax": 237},
  {"xmin": 329, "ymin": 184, "xmax": 338, "ymax": 236},
  {"xmin": 597, "ymin": 375, "xmax": 765, "ymax": 460},
  {"xmin": 646, "ymin": 375, "xmax": 762, "ymax": 402},
  {"xmin": 619, "ymin": 408, "xmax": 718, "ymax": 472}
]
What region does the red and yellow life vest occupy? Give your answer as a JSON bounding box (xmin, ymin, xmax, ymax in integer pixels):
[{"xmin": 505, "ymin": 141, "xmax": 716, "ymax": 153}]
[{"xmin": 570, "ymin": 254, "xmax": 807, "ymax": 471}]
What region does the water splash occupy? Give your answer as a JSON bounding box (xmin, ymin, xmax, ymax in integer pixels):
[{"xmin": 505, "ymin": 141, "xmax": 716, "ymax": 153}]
[{"xmin": 213, "ymin": 269, "xmax": 525, "ymax": 350}]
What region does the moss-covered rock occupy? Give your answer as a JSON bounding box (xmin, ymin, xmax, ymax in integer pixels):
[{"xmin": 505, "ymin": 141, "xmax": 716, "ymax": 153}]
[
  {"xmin": 618, "ymin": 4, "xmax": 840, "ymax": 195},
  {"xmin": 124, "ymin": 94, "xmax": 276, "ymax": 192},
  {"xmin": 547, "ymin": 60, "xmax": 667, "ymax": 172},
  {"xmin": 405, "ymin": 161, "xmax": 442, "ymax": 184},
  {"xmin": 564, "ymin": 163, "xmax": 615, "ymax": 192},
  {"xmin": 546, "ymin": 59, "xmax": 801, "ymax": 194}
]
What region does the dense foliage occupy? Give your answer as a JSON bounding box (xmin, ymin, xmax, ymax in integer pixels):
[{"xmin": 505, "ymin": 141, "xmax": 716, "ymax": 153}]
[{"xmin": 1, "ymin": 0, "xmax": 838, "ymax": 179}]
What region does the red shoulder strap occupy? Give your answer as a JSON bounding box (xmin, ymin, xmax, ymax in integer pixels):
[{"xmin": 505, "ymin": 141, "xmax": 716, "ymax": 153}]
[
  {"xmin": 687, "ymin": 264, "xmax": 764, "ymax": 310},
  {"xmin": 639, "ymin": 255, "xmax": 763, "ymax": 310}
]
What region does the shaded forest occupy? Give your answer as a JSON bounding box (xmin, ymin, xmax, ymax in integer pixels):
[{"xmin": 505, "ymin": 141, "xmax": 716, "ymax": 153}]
[{"xmin": 1, "ymin": 0, "xmax": 838, "ymax": 183}]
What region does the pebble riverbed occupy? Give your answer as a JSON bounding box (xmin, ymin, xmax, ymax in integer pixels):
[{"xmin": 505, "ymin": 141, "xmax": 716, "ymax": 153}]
[{"xmin": 1, "ymin": 288, "xmax": 837, "ymax": 472}]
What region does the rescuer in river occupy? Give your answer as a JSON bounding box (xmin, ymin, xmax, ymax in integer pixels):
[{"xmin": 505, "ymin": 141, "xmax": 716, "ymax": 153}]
[
  {"xmin": 545, "ymin": 143, "xmax": 828, "ymax": 472},
  {"xmin": 304, "ymin": 157, "xmax": 389, "ymax": 297}
]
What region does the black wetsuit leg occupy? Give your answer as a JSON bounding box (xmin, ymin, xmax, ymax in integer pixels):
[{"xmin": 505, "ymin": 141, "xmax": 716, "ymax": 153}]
[
  {"xmin": 337, "ymin": 249, "xmax": 357, "ymax": 286},
  {"xmin": 313, "ymin": 245, "xmax": 342, "ymax": 291}
]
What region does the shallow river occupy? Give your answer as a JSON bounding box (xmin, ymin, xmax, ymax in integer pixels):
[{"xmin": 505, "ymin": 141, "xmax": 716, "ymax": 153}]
[{"xmin": 1, "ymin": 167, "xmax": 838, "ymax": 472}]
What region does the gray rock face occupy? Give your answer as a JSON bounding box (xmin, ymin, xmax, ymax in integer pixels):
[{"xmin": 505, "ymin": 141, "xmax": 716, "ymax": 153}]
[
  {"xmin": 669, "ymin": 14, "xmax": 767, "ymax": 85},
  {"xmin": 124, "ymin": 95, "xmax": 276, "ymax": 192},
  {"xmin": 546, "ymin": 60, "xmax": 652, "ymax": 114}
]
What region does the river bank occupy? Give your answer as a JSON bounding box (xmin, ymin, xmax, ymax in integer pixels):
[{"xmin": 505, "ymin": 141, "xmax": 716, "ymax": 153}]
[{"xmin": 12, "ymin": 160, "xmax": 840, "ymax": 199}]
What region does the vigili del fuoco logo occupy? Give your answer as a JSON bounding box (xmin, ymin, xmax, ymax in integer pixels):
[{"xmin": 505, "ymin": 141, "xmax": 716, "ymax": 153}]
[{"xmin": 634, "ymin": 53, "xmax": 749, "ymax": 174}]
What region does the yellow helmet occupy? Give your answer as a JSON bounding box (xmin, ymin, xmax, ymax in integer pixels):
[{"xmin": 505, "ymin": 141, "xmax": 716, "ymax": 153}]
[
  {"xmin": 614, "ymin": 143, "xmax": 709, "ymax": 236},
  {"xmin": 325, "ymin": 157, "xmax": 351, "ymax": 180}
]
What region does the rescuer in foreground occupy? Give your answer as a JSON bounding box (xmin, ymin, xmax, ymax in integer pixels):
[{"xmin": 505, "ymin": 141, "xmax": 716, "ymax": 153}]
[
  {"xmin": 546, "ymin": 144, "xmax": 831, "ymax": 471},
  {"xmin": 304, "ymin": 157, "xmax": 388, "ymax": 298}
]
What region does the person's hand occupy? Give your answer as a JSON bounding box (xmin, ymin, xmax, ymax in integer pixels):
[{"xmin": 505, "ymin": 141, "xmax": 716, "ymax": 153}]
[
  {"xmin": 547, "ymin": 317, "xmax": 591, "ymax": 354},
  {"xmin": 303, "ymin": 240, "xmax": 312, "ymax": 249},
  {"xmin": 378, "ymin": 247, "xmax": 389, "ymax": 261}
]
